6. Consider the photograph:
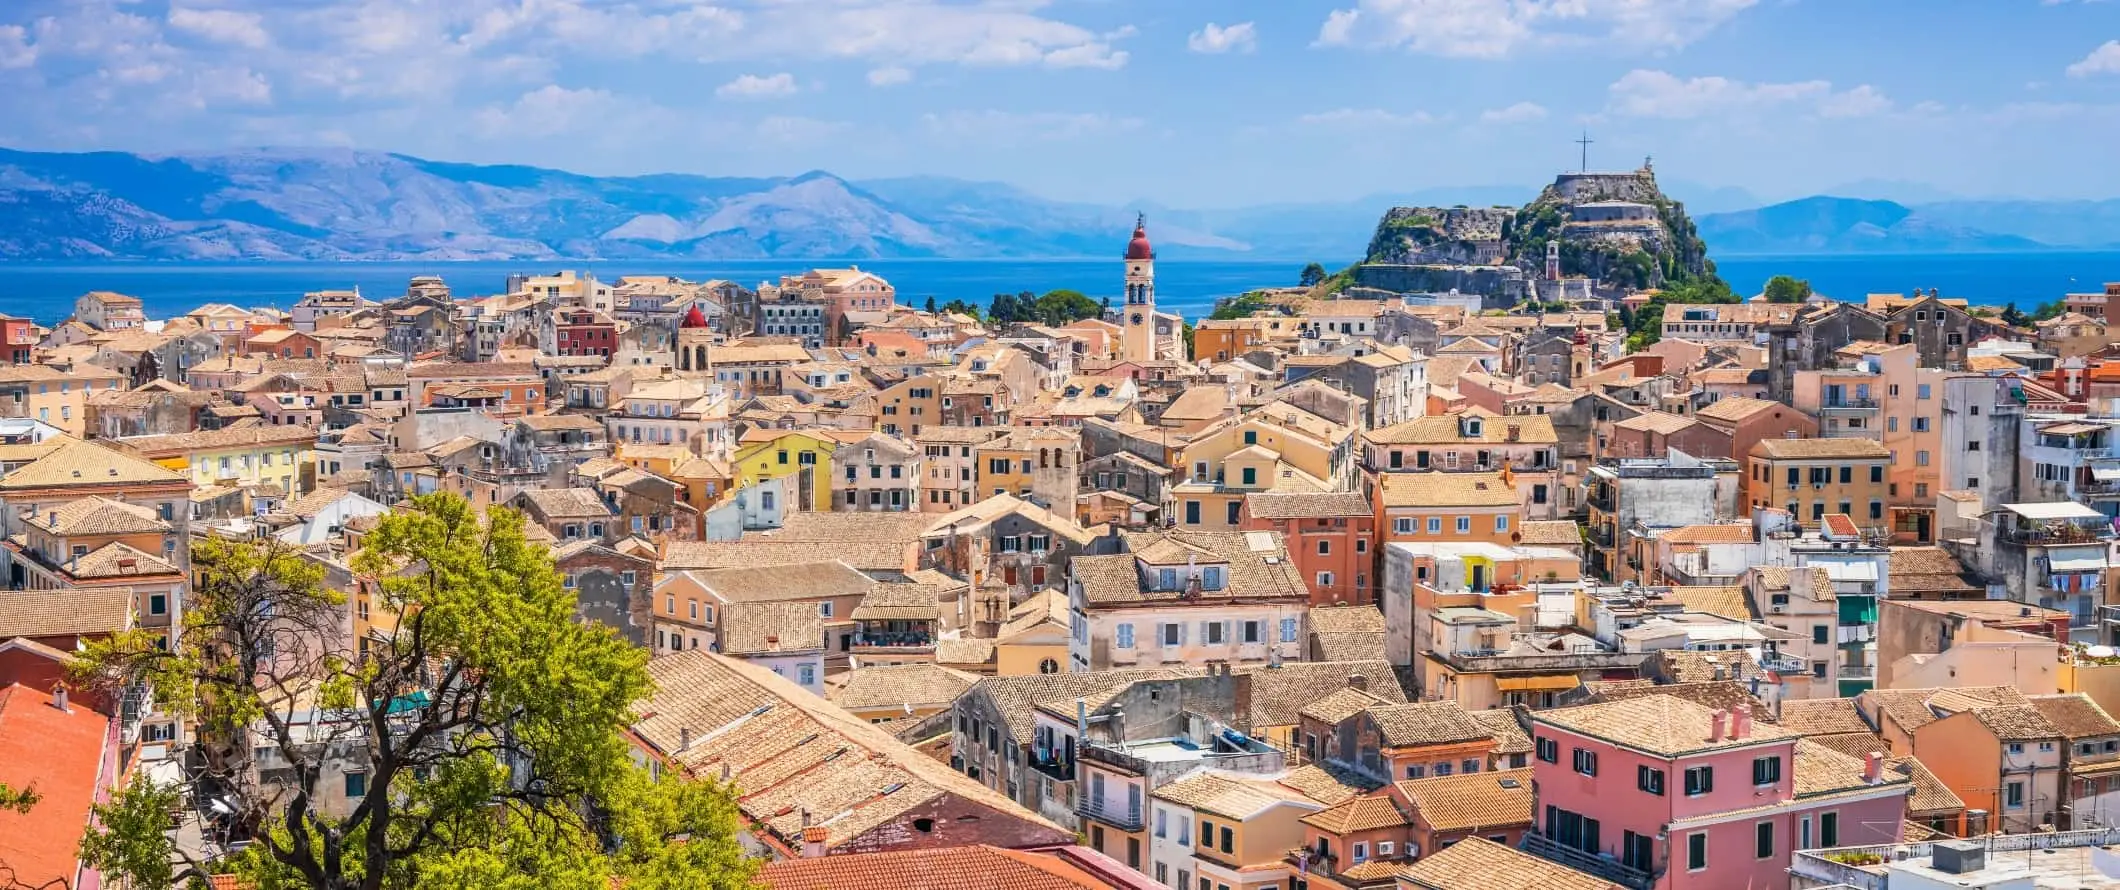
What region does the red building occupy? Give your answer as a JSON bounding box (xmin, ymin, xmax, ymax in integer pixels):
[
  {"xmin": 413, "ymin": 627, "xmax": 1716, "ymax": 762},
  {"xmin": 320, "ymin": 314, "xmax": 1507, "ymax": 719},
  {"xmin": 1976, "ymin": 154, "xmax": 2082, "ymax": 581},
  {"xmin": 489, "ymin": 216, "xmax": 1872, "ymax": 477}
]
[
  {"xmin": 556, "ymin": 308, "xmax": 617, "ymax": 357},
  {"xmin": 1240, "ymin": 490, "xmax": 1378, "ymax": 606},
  {"xmin": 0, "ymin": 314, "xmax": 32, "ymax": 365}
]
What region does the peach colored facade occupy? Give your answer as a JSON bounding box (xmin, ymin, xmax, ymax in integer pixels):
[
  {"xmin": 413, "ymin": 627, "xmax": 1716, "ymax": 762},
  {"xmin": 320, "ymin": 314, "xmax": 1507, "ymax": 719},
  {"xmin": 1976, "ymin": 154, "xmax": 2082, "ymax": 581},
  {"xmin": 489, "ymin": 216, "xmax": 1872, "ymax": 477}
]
[{"xmin": 1239, "ymin": 508, "xmax": 1377, "ymax": 606}]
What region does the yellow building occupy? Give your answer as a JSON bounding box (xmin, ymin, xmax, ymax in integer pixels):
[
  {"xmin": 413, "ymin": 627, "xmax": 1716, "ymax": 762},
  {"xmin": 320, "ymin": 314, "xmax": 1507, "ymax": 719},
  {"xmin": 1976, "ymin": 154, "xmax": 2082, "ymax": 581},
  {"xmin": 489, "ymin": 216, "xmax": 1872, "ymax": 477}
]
[
  {"xmin": 1153, "ymin": 771, "xmax": 1325, "ymax": 890},
  {"xmin": 0, "ymin": 364, "xmax": 126, "ymax": 436},
  {"xmin": 1744, "ymin": 437, "xmax": 1892, "ymax": 528},
  {"xmin": 732, "ymin": 429, "xmax": 862, "ymax": 513},
  {"xmin": 1172, "ymin": 400, "xmax": 1357, "ymax": 530},
  {"xmin": 994, "ymin": 588, "xmax": 1071, "ymax": 675},
  {"xmin": 115, "ymin": 426, "xmax": 319, "ymax": 496},
  {"xmin": 617, "ymin": 442, "xmax": 733, "ymax": 511},
  {"xmin": 1375, "ymin": 470, "xmax": 1521, "ymax": 547}
]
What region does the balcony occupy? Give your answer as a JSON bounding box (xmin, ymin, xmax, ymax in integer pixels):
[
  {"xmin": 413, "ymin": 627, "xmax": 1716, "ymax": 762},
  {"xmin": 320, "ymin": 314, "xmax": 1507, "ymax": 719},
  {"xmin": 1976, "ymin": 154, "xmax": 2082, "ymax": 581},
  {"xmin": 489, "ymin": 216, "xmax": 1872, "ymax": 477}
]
[
  {"xmin": 1027, "ymin": 752, "xmax": 1074, "ymax": 783},
  {"xmin": 1837, "ymin": 625, "xmax": 1875, "ymax": 645},
  {"xmin": 1758, "ymin": 650, "xmax": 1807, "ymax": 674},
  {"xmin": 1818, "ymin": 397, "xmax": 1879, "ymax": 411},
  {"xmin": 1587, "ymin": 490, "xmax": 1615, "ymax": 512},
  {"xmin": 1589, "ymin": 526, "xmax": 1615, "ymax": 548},
  {"xmin": 1077, "ymin": 797, "xmax": 1144, "ymax": 831},
  {"xmin": 1837, "ymin": 662, "xmax": 1876, "ymax": 680},
  {"xmin": 1522, "ymin": 832, "xmax": 1654, "ymax": 890},
  {"xmin": 1999, "ymin": 524, "xmax": 2114, "ymax": 546},
  {"xmin": 851, "ymin": 631, "xmax": 935, "ymax": 650}
]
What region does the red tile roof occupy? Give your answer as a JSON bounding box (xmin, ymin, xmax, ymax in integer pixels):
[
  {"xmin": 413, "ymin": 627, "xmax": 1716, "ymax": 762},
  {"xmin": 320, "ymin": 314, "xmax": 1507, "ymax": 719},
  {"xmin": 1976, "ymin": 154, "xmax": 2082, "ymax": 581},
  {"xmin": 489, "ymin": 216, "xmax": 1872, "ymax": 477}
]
[
  {"xmin": 0, "ymin": 683, "xmax": 113, "ymax": 889},
  {"xmin": 758, "ymin": 844, "xmax": 1129, "ymax": 890}
]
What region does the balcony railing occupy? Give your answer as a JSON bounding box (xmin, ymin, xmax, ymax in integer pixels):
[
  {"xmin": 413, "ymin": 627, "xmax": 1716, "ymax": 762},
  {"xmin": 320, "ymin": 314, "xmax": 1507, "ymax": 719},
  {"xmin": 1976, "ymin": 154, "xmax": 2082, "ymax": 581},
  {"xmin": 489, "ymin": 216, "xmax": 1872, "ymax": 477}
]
[
  {"xmin": 1819, "ymin": 397, "xmax": 1880, "ymax": 410},
  {"xmin": 1027, "ymin": 753, "xmax": 1073, "ymax": 782},
  {"xmin": 1758, "ymin": 651, "xmax": 1807, "ymax": 674},
  {"xmin": 1077, "ymin": 797, "xmax": 1144, "ymax": 831},
  {"xmin": 1522, "ymin": 832, "xmax": 1655, "ymax": 890},
  {"xmin": 1838, "ymin": 663, "xmax": 1877, "ymax": 680},
  {"xmin": 2000, "ymin": 524, "xmax": 2114, "ymax": 546},
  {"xmin": 852, "ymin": 631, "xmax": 935, "ymax": 649}
]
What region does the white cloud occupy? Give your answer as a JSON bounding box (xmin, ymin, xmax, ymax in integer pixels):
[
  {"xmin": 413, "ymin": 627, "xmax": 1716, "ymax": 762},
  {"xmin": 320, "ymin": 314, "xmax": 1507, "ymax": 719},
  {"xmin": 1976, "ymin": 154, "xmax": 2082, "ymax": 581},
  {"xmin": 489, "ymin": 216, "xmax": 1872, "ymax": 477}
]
[
  {"xmin": 716, "ymin": 72, "xmax": 798, "ymax": 99},
  {"xmin": 473, "ymin": 84, "xmax": 649, "ymax": 134},
  {"xmin": 1188, "ymin": 22, "xmax": 1257, "ymax": 54},
  {"xmin": 867, "ymin": 66, "xmax": 912, "ymax": 87},
  {"xmin": 1606, "ymin": 69, "xmax": 1889, "ymax": 120},
  {"xmin": 0, "ymin": 25, "xmax": 38, "ymax": 70},
  {"xmin": 922, "ymin": 110, "xmax": 1141, "ymax": 142},
  {"xmin": 2068, "ymin": 40, "xmax": 2120, "ymax": 77},
  {"xmin": 1297, "ymin": 108, "xmax": 1434, "ymax": 127},
  {"xmin": 1040, "ymin": 42, "xmax": 1128, "ymax": 70},
  {"xmin": 1479, "ymin": 101, "xmax": 1547, "ymax": 123},
  {"xmin": 167, "ymin": 7, "xmax": 270, "ymax": 49},
  {"xmin": 756, "ymin": 116, "xmax": 852, "ymax": 143},
  {"xmin": 1314, "ymin": 0, "xmax": 1754, "ymax": 58}
]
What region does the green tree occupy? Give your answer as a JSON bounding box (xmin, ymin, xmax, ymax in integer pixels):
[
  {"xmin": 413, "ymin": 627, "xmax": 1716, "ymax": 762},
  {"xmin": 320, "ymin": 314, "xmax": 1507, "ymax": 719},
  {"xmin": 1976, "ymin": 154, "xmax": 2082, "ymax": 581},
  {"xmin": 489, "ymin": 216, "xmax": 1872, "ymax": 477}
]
[
  {"xmin": 1030, "ymin": 289, "xmax": 1100, "ymax": 326},
  {"xmin": 1209, "ymin": 292, "xmax": 1273, "ymax": 321},
  {"xmin": 75, "ymin": 494, "xmax": 756, "ymax": 890},
  {"xmin": 2000, "ymin": 305, "xmax": 2031, "ymax": 328},
  {"xmin": 2031, "ymin": 299, "xmax": 2067, "ymax": 322},
  {"xmin": 1762, "ymin": 275, "xmax": 1812, "ymax": 304},
  {"xmin": 1299, "ymin": 263, "xmax": 1328, "ymax": 288},
  {"xmin": 939, "ymin": 299, "xmax": 982, "ymax": 320},
  {"xmin": 922, "ymin": 296, "xmax": 937, "ymax": 314}
]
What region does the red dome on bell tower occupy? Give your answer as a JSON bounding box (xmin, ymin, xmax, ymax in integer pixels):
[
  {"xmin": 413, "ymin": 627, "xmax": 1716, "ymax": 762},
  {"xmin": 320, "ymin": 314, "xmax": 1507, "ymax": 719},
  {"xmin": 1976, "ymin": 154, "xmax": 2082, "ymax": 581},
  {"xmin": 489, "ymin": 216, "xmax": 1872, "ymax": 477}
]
[
  {"xmin": 1124, "ymin": 214, "xmax": 1154, "ymax": 261},
  {"xmin": 680, "ymin": 304, "xmax": 709, "ymax": 328}
]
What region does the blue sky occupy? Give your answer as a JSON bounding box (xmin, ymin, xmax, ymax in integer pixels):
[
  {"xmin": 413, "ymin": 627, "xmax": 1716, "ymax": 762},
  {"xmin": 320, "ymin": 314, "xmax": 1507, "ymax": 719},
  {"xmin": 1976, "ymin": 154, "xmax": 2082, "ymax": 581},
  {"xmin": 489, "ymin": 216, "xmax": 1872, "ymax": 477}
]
[{"xmin": 2, "ymin": 0, "xmax": 2119, "ymax": 208}]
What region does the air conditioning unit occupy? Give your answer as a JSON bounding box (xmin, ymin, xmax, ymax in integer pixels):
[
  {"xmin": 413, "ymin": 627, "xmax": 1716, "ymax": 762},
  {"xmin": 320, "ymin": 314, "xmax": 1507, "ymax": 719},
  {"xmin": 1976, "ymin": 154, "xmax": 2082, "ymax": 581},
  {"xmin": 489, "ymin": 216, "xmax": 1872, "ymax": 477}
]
[{"xmin": 1770, "ymin": 605, "xmax": 1786, "ymax": 614}]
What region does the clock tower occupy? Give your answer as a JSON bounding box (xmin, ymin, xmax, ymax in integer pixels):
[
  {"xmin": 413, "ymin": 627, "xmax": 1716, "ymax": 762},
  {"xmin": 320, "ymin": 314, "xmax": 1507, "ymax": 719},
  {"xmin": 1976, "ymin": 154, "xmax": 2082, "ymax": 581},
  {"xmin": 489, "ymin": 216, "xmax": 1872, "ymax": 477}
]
[{"xmin": 1121, "ymin": 215, "xmax": 1158, "ymax": 363}]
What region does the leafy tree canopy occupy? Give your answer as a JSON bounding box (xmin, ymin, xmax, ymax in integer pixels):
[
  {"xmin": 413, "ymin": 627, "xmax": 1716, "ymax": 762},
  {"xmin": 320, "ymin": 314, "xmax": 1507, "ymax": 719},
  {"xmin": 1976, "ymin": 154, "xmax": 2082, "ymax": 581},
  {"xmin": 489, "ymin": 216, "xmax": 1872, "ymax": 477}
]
[
  {"xmin": 1762, "ymin": 275, "xmax": 1813, "ymax": 304},
  {"xmin": 74, "ymin": 494, "xmax": 756, "ymax": 890}
]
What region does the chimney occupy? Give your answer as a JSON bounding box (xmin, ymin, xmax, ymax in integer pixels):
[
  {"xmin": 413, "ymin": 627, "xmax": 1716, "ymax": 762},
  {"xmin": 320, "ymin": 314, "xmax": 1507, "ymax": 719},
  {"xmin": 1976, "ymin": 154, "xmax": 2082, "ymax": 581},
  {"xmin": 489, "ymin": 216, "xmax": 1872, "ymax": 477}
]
[
  {"xmin": 1731, "ymin": 706, "xmax": 1752, "ymax": 739},
  {"xmin": 1709, "ymin": 710, "xmax": 1727, "ymax": 742},
  {"xmin": 1863, "ymin": 751, "xmax": 1886, "ymax": 784},
  {"xmin": 679, "ymin": 727, "xmax": 693, "ymax": 752},
  {"xmin": 1077, "ymin": 697, "xmax": 1088, "ymax": 737},
  {"xmin": 1347, "ymin": 673, "xmax": 1368, "ymax": 692},
  {"xmin": 50, "ymin": 682, "xmax": 68, "ymax": 714}
]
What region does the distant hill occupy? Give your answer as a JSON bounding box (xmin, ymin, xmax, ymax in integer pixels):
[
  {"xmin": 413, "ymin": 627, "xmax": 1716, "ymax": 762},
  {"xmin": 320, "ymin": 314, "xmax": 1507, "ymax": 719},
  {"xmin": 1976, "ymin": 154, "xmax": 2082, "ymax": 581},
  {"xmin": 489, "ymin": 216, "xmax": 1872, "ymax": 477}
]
[{"xmin": 1696, "ymin": 196, "xmax": 2047, "ymax": 254}]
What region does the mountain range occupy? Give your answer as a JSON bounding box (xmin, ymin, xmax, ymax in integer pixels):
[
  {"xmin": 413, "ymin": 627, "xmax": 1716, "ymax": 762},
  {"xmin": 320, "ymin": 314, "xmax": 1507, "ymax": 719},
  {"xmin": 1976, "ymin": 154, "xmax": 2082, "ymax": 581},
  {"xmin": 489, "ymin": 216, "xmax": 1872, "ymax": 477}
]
[{"xmin": 0, "ymin": 146, "xmax": 2113, "ymax": 261}]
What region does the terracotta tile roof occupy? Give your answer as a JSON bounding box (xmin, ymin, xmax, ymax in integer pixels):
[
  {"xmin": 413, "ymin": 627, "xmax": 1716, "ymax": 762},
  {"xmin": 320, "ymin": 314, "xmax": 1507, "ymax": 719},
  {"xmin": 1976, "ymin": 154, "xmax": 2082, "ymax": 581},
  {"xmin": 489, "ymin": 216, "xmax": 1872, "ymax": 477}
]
[
  {"xmin": 1887, "ymin": 546, "xmax": 1985, "ymax": 594},
  {"xmin": 1368, "ymin": 701, "xmax": 1492, "ymax": 748},
  {"xmin": 515, "ymin": 488, "xmax": 612, "ymax": 519},
  {"xmin": 0, "ymin": 439, "xmax": 187, "ymax": 489},
  {"xmin": 2028, "ymin": 694, "xmax": 2120, "ymax": 740},
  {"xmin": 70, "ymin": 541, "xmax": 180, "ymax": 579},
  {"xmin": 1859, "ymin": 686, "xmax": 2029, "ymax": 735},
  {"xmin": 829, "ymin": 664, "xmax": 980, "ymax": 713},
  {"xmin": 1694, "ymin": 396, "xmax": 1785, "ymax": 424},
  {"xmin": 1778, "ymin": 698, "xmax": 1874, "ymax": 736},
  {"xmin": 848, "ymin": 583, "xmax": 940, "ymax": 622},
  {"xmin": 1665, "ymin": 586, "xmax": 1749, "ymax": 620},
  {"xmin": 1892, "ymin": 756, "xmax": 1966, "ymax": 815},
  {"xmin": 1803, "ymin": 731, "xmax": 1890, "ymax": 761},
  {"xmin": 1375, "ymin": 471, "xmax": 1519, "ymax": 508},
  {"xmin": 23, "ymin": 496, "xmax": 167, "ymax": 537},
  {"xmin": 664, "ymin": 539, "xmax": 913, "ymax": 574},
  {"xmin": 1299, "ymin": 686, "xmax": 1389, "ymax": 725},
  {"xmin": 1753, "ymin": 565, "xmax": 1835, "ymax": 602},
  {"xmin": 636, "ymin": 652, "xmax": 1067, "ymax": 853},
  {"xmin": 1578, "ymin": 680, "xmax": 1773, "ymax": 723},
  {"xmin": 1153, "ymin": 771, "xmax": 1319, "ymax": 820},
  {"xmin": 1276, "ymin": 762, "xmax": 1382, "ymax": 806},
  {"xmin": 1660, "ymin": 524, "xmax": 1755, "ymax": 545},
  {"xmin": 1516, "ymin": 520, "xmax": 1582, "ymax": 546},
  {"xmin": 1396, "ymin": 768, "xmax": 1535, "ymax": 833},
  {"xmin": 0, "ymin": 683, "xmax": 112, "ymax": 890},
  {"xmin": 1751, "ymin": 437, "xmax": 1890, "ymax": 460},
  {"xmin": 1242, "ymin": 661, "xmax": 1409, "ymax": 728},
  {"xmin": 1653, "ymin": 650, "xmax": 1768, "ymax": 686},
  {"xmin": 934, "ymin": 638, "xmax": 996, "ymax": 668},
  {"xmin": 1244, "ymin": 490, "xmax": 1372, "ymax": 519},
  {"xmin": 1793, "ymin": 739, "xmax": 1909, "ymax": 799},
  {"xmin": 1396, "ymin": 835, "xmax": 1622, "ymax": 890},
  {"xmin": 110, "ymin": 424, "xmax": 319, "ymax": 458},
  {"xmin": 683, "ymin": 561, "xmax": 876, "ymax": 604},
  {"xmin": 1612, "ymin": 411, "xmax": 1697, "ymax": 435},
  {"xmin": 1471, "ymin": 710, "xmax": 1532, "ymax": 756},
  {"xmin": 1535, "ymin": 694, "xmax": 1798, "ymax": 757},
  {"xmin": 757, "ymin": 845, "xmax": 1118, "ymax": 890},
  {"xmin": 718, "ymin": 602, "xmax": 826, "ymax": 656},
  {"xmin": 971, "ymin": 669, "xmax": 1198, "ymax": 741},
  {"xmin": 0, "ymin": 586, "xmax": 132, "ymax": 638},
  {"xmin": 1309, "ymin": 605, "xmax": 1387, "ymax": 635},
  {"xmin": 1300, "ymin": 794, "xmax": 1408, "ymax": 833},
  {"xmin": 1970, "ymin": 704, "xmax": 2063, "ymax": 741},
  {"xmin": 1076, "ymin": 529, "xmax": 1306, "ymax": 606}
]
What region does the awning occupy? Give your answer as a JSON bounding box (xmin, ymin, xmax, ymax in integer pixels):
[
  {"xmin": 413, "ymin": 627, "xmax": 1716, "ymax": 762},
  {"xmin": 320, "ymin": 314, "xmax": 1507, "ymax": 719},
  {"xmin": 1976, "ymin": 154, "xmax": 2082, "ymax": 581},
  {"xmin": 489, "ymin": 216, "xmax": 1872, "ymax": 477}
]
[
  {"xmin": 1495, "ymin": 674, "xmax": 1581, "ymax": 693},
  {"xmin": 2049, "ymin": 548, "xmax": 2108, "ymax": 572},
  {"xmin": 2096, "ymin": 466, "xmax": 2120, "ymax": 481},
  {"xmin": 1810, "ymin": 559, "xmax": 1881, "ymax": 582}
]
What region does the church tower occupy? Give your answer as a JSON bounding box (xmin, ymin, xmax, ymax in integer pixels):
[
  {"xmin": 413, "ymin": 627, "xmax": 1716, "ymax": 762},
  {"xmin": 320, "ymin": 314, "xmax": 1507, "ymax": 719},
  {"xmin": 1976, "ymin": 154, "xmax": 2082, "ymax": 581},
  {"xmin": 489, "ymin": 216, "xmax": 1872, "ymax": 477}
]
[
  {"xmin": 676, "ymin": 302, "xmax": 713, "ymax": 374},
  {"xmin": 1121, "ymin": 215, "xmax": 1158, "ymax": 363}
]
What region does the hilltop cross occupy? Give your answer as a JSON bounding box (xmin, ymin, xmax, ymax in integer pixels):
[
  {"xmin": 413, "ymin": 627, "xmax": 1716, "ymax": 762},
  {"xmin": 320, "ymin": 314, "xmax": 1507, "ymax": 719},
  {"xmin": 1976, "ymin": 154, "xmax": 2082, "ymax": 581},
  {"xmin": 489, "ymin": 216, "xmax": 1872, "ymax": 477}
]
[{"xmin": 1575, "ymin": 131, "xmax": 1594, "ymax": 172}]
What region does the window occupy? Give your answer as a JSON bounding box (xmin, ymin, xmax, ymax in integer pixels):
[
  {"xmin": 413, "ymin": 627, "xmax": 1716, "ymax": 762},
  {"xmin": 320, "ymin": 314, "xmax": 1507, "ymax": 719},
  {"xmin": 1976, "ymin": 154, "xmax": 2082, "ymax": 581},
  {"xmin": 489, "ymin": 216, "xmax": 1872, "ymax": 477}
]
[
  {"xmin": 1495, "ymin": 515, "xmax": 1509, "ymax": 532},
  {"xmin": 345, "ymin": 772, "xmax": 368, "ymax": 798},
  {"xmin": 1317, "ymin": 540, "xmax": 1331, "ymax": 555},
  {"xmin": 1463, "ymin": 758, "xmax": 1480, "ymax": 773},
  {"xmin": 1219, "ymin": 826, "xmax": 1233, "ymax": 853},
  {"xmin": 1969, "ymin": 440, "xmax": 1981, "ymax": 452},
  {"xmin": 1198, "ymin": 819, "xmax": 1213, "ymax": 848},
  {"xmin": 1205, "ymin": 622, "xmax": 1225, "ymax": 645},
  {"xmin": 1821, "ymin": 812, "xmax": 1839, "ymax": 847},
  {"xmin": 1405, "ymin": 764, "xmax": 1426, "ymax": 779},
  {"xmin": 1318, "ymin": 571, "xmax": 1335, "ymax": 588},
  {"xmin": 1687, "ymin": 833, "xmax": 1708, "ymax": 871},
  {"xmin": 1870, "ymin": 465, "xmax": 1884, "ymax": 483},
  {"xmin": 2007, "ymin": 781, "xmax": 2026, "ymax": 808},
  {"xmin": 798, "ymin": 664, "xmax": 816, "ymax": 686},
  {"xmin": 1427, "ymin": 517, "xmax": 1442, "ymax": 534},
  {"xmin": 1243, "ymin": 620, "xmax": 1261, "ymax": 644},
  {"xmin": 1394, "ymin": 518, "xmax": 1413, "ymax": 535},
  {"xmin": 1685, "ymin": 765, "xmax": 1714, "ymax": 796},
  {"xmin": 1755, "ymin": 821, "xmax": 1774, "ymax": 859},
  {"xmin": 1572, "ymin": 747, "xmax": 1597, "ymax": 776},
  {"xmin": 819, "ymin": 602, "xmax": 833, "ymax": 618},
  {"xmin": 1752, "ymin": 756, "xmax": 1782, "ymax": 786},
  {"xmin": 1622, "ymin": 830, "xmax": 1654, "ymax": 871},
  {"xmin": 1117, "ymin": 623, "xmax": 1135, "ymax": 648},
  {"xmin": 1536, "ymin": 737, "xmax": 1558, "ymax": 763},
  {"xmin": 2008, "ymin": 742, "xmax": 2024, "ymax": 754},
  {"xmin": 1352, "ymin": 841, "xmax": 1369, "ymax": 863},
  {"xmin": 1163, "ymin": 623, "xmax": 1181, "ymax": 646},
  {"xmin": 149, "ymin": 594, "xmax": 167, "ymax": 615},
  {"xmin": 1813, "ymin": 625, "xmax": 1829, "ymax": 645},
  {"xmin": 1436, "ymin": 762, "xmax": 1454, "ymax": 777},
  {"xmin": 1638, "ymin": 765, "xmax": 1665, "ymax": 796},
  {"xmin": 1455, "ymin": 516, "xmax": 1471, "ymax": 534},
  {"xmin": 1280, "ymin": 617, "xmax": 1299, "ymax": 643},
  {"xmin": 1913, "ymin": 416, "xmax": 1930, "ymax": 432}
]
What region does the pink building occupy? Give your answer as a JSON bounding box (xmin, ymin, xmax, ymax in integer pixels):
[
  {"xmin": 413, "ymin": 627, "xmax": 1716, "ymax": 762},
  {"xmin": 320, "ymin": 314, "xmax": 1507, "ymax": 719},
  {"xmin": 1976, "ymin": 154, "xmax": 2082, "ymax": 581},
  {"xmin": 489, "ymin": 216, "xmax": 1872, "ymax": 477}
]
[{"xmin": 1525, "ymin": 694, "xmax": 1909, "ymax": 889}]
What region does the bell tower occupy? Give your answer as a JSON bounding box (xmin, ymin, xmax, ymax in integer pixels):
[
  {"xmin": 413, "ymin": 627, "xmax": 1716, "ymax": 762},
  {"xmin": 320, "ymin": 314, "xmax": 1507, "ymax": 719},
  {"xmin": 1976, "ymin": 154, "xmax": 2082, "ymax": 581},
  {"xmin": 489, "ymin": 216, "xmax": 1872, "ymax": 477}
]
[
  {"xmin": 1121, "ymin": 214, "xmax": 1157, "ymax": 362},
  {"xmin": 676, "ymin": 302, "xmax": 712, "ymax": 374}
]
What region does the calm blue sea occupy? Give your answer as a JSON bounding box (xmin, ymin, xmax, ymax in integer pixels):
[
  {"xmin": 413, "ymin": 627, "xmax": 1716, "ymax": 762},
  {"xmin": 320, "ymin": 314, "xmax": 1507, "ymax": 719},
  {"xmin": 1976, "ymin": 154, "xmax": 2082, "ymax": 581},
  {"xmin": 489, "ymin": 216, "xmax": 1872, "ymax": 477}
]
[{"xmin": 0, "ymin": 252, "xmax": 2115, "ymax": 325}]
